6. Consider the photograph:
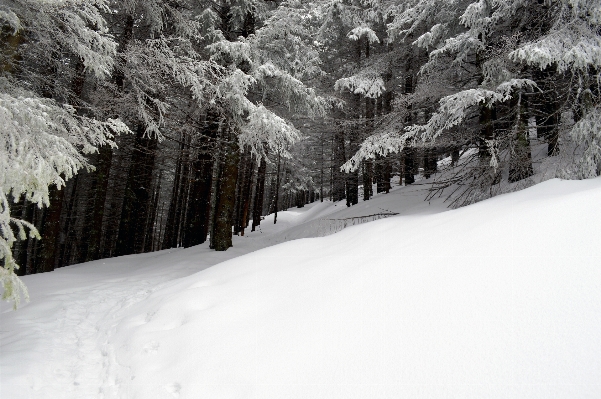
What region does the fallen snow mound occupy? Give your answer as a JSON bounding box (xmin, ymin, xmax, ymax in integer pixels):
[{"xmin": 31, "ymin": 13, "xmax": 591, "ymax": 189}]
[{"xmin": 113, "ymin": 178, "xmax": 601, "ymax": 399}]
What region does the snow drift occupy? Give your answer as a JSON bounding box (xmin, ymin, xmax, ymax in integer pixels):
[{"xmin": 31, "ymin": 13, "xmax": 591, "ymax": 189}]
[
  {"xmin": 2, "ymin": 178, "xmax": 600, "ymax": 399},
  {"xmin": 115, "ymin": 178, "xmax": 601, "ymax": 399}
]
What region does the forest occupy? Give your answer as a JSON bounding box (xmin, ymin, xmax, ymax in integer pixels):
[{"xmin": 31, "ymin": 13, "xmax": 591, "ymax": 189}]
[{"xmin": 1, "ymin": 0, "xmax": 600, "ymax": 306}]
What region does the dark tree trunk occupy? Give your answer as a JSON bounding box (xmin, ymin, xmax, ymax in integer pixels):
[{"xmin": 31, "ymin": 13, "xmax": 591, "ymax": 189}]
[
  {"xmin": 534, "ymin": 66, "xmax": 561, "ymax": 156},
  {"xmin": 174, "ymin": 138, "xmax": 191, "ymax": 246},
  {"xmin": 37, "ymin": 185, "xmax": 65, "ymax": 272},
  {"xmin": 115, "ymin": 125, "xmax": 158, "ymax": 255},
  {"xmin": 238, "ymin": 153, "xmax": 254, "ymax": 236},
  {"xmin": 12, "ymin": 199, "xmax": 33, "ymax": 276},
  {"xmin": 478, "ymin": 105, "xmax": 495, "ymax": 160},
  {"xmin": 84, "ymin": 145, "xmax": 113, "ymax": 261},
  {"xmin": 36, "ymin": 55, "xmax": 89, "ymax": 271},
  {"xmin": 423, "ymin": 148, "xmax": 437, "ymax": 179},
  {"xmin": 509, "ymin": 92, "xmax": 534, "ymax": 182},
  {"xmin": 403, "ymin": 147, "xmax": 416, "ymax": 185},
  {"xmin": 375, "ymin": 155, "xmax": 384, "ymax": 193},
  {"xmin": 57, "ymin": 175, "xmax": 79, "ymax": 267},
  {"xmin": 251, "ymin": 156, "xmax": 267, "ymax": 232},
  {"xmin": 183, "ymin": 148, "xmax": 213, "ymax": 247},
  {"xmin": 162, "ymin": 138, "xmax": 186, "ymax": 249},
  {"xmin": 363, "ymin": 92, "xmax": 376, "ymax": 201},
  {"xmin": 212, "ymin": 130, "xmax": 239, "ymax": 251},
  {"xmin": 273, "ymin": 154, "xmax": 281, "ymax": 224},
  {"xmin": 233, "ymin": 149, "xmax": 252, "ymax": 235},
  {"xmin": 143, "ymin": 176, "xmax": 161, "ymax": 253},
  {"xmin": 333, "ymin": 128, "xmax": 346, "ymax": 202},
  {"xmin": 362, "ymin": 161, "xmax": 373, "ymax": 200},
  {"xmin": 383, "ymin": 158, "xmax": 392, "ymax": 193},
  {"xmin": 1, "ymin": 27, "xmax": 22, "ymax": 74},
  {"xmin": 114, "ymin": 15, "xmax": 134, "ymax": 90},
  {"xmin": 451, "ymin": 148, "xmax": 460, "ymax": 166}
]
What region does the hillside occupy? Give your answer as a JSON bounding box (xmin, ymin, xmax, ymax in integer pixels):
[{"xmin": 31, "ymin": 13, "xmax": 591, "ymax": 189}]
[{"xmin": 1, "ymin": 178, "xmax": 600, "ymax": 399}]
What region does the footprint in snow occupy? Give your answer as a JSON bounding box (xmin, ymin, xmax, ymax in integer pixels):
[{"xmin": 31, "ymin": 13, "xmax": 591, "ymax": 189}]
[
  {"xmin": 164, "ymin": 382, "xmax": 181, "ymax": 397},
  {"xmin": 143, "ymin": 341, "xmax": 160, "ymax": 354}
]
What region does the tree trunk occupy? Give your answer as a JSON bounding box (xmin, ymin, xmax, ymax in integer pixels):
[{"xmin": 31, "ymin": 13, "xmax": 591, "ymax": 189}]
[
  {"xmin": 333, "ymin": 128, "xmax": 346, "ymax": 202},
  {"xmin": 115, "ymin": 125, "xmax": 158, "ymax": 255},
  {"xmin": 478, "ymin": 105, "xmax": 495, "ymax": 160},
  {"xmin": 251, "ymin": 156, "xmax": 267, "ymax": 231},
  {"xmin": 12, "ymin": 199, "xmax": 33, "ymax": 276},
  {"xmin": 212, "ymin": 130, "xmax": 239, "ymax": 251},
  {"xmin": 183, "ymin": 146, "xmax": 213, "ymax": 247},
  {"xmin": 362, "ymin": 161, "xmax": 373, "ymax": 200},
  {"xmin": 84, "ymin": 145, "xmax": 113, "ymax": 261},
  {"xmin": 509, "ymin": 92, "xmax": 534, "ymax": 182},
  {"xmin": 403, "ymin": 147, "xmax": 416, "ymax": 185},
  {"xmin": 534, "ymin": 66, "xmax": 561, "ymax": 156},
  {"xmin": 273, "ymin": 154, "xmax": 281, "ymax": 224},
  {"xmin": 238, "ymin": 153, "xmax": 254, "ymax": 236},
  {"xmin": 162, "ymin": 138, "xmax": 185, "ymax": 249},
  {"xmin": 375, "ymin": 155, "xmax": 384, "ymax": 193},
  {"xmin": 37, "ymin": 185, "xmax": 65, "ymax": 272}
]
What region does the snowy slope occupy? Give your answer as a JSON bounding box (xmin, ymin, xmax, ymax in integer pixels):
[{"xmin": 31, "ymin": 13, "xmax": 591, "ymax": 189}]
[{"xmin": 2, "ymin": 178, "xmax": 601, "ymax": 399}]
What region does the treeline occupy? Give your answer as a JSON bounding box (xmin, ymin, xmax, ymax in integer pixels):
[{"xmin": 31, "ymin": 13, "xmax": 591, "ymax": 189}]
[
  {"xmin": 1, "ymin": 0, "xmax": 600, "ymax": 296},
  {"xmin": 2, "ymin": 1, "xmax": 330, "ymax": 280}
]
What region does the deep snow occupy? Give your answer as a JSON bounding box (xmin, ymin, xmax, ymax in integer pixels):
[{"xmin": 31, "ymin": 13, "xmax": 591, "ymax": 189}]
[{"xmin": 1, "ymin": 178, "xmax": 600, "ymax": 399}]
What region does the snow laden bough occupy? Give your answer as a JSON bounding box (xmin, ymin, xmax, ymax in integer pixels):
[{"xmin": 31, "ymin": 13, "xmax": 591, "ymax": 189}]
[
  {"xmin": 0, "ymin": 80, "xmax": 130, "ymax": 308},
  {"xmin": 209, "ymin": 36, "xmax": 327, "ymax": 162},
  {"xmin": 342, "ymin": 79, "xmax": 538, "ymax": 173},
  {"xmin": 343, "ymin": 0, "xmax": 601, "ymax": 181},
  {"xmin": 0, "ymin": 0, "xmax": 130, "ymax": 307}
]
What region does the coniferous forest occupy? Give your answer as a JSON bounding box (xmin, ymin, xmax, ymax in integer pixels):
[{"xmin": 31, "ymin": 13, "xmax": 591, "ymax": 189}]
[
  {"xmin": 2, "ymin": 2, "xmax": 601, "ymax": 398},
  {"xmin": 1, "ymin": 0, "xmax": 600, "ymax": 305}
]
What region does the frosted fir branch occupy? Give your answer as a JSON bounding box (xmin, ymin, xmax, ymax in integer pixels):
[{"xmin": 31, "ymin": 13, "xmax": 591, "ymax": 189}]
[
  {"xmin": 124, "ymin": 38, "xmax": 222, "ymax": 138},
  {"xmin": 341, "ymin": 131, "xmax": 411, "ymax": 173},
  {"xmin": 428, "ymin": 31, "xmax": 484, "ymax": 67},
  {"xmin": 0, "ymin": 0, "xmax": 118, "ymax": 79},
  {"xmin": 564, "ymin": 0, "xmax": 601, "ymax": 23},
  {"xmin": 34, "ymin": 0, "xmax": 117, "ymax": 79},
  {"xmin": 0, "ymin": 79, "xmax": 130, "ymax": 309},
  {"xmin": 0, "ymin": 81, "xmax": 127, "ymax": 206},
  {"xmin": 0, "ymin": 187, "xmax": 34, "ymax": 309},
  {"xmin": 253, "ymin": 63, "xmax": 328, "ymax": 118},
  {"xmin": 564, "ymin": 105, "xmax": 601, "ymax": 178},
  {"xmin": 386, "ymin": 0, "xmax": 443, "ymax": 42},
  {"xmin": 407, "ymin": 79, "xmax": 538, "ymax": 143},
  {"xmin": 510, "ymin": 21, "xmax": 601, "ymax": 72},
  {"xmin": 481, "ymin": 58, "xmax": 515, "ymax": 88},
  {"xmin": 348, "ymin": 26, "xmax": 380, "ymax": 43},
  {"xmin": 334, "ymin": 74, "xmax": 386, "ymax": 99},
  {"xmin": 342, "ymin": 79, "xmax": 537, "ymax": 172},
  {"xmin": 239, "ymin": 104, "xmax": 301, "ymax": 162},
  {"xmin": 413, "ymin": 23, "xmax": 448, "ymax": 48},
  {"xmin": 208, "ymin": 39, "xmax": 253, "ymax": 67},
  {"xmin": 252, "ymin": 1, "xmax": 323, "ymax": 81},
  {"xmin": 0, "ymin": 7, "xmax": 21, "ymax": 34},
  {"xmin": 460, "ymin": 0, "xmax": 529, "ymax": 34},
  {"xmin": 218, "ymin": 68, "xmax": 256, "ymax": 119}
]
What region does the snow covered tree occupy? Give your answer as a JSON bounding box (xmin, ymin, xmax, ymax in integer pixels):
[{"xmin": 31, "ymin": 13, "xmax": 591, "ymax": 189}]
[
  {"xmin": 342, "ymin": 0, "xmax": 601, "ymax": 205},
  {"xmin": 0, "ymin": 0, "xmax": 130, "ymax": 306}
]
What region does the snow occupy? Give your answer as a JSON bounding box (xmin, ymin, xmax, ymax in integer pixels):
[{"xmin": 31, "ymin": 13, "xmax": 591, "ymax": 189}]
[{"xmin": 2, "ymin": 178, "xmax": 601, "ymax": 399}]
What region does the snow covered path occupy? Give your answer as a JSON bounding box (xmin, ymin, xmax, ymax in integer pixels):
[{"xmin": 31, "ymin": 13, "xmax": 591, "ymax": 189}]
[
  {"xmin": 2, "ymin": 179, "xmax": 601, "ymax": 399},
  {"xmin": 0, "ymin": 248, "xmax": 238, "ymax": 397},
  {"xmin": 1, "ymin": 183, "xmax": 430, "ymax": 398}
]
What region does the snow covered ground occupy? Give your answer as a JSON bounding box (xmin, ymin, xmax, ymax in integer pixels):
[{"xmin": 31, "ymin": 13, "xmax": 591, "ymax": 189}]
[{"xmin": 1, "ymin": 178, "xmax": 600, "ymax": 399}]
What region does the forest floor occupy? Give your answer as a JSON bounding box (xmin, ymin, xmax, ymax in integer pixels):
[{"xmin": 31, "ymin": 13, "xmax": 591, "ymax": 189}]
[{"xmin": 1, "ymin": 176, "xmax": 600, "ymax": 399}]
